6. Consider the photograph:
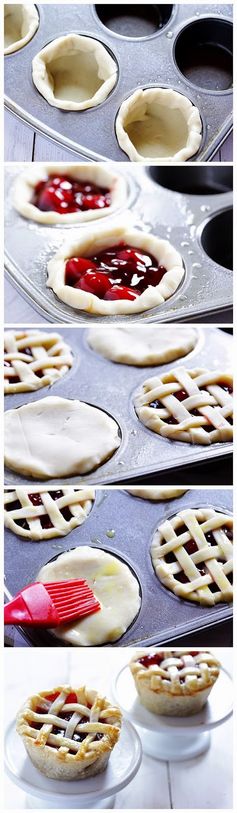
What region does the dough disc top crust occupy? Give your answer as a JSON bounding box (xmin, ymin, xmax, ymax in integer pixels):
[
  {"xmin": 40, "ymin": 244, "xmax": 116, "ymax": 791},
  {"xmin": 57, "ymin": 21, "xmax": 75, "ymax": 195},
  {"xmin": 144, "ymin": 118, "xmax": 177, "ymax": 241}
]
[
  {"xmin": 126, "ymin": 488, "xmax": 188, "ymax": 501},
  {"xmin": 4, "ymin": 396, "xmax": 120, "ymax": 479},
  {"xmin": 32, "ymin": 34, "xmax": 118, "ymax": 111},
  {"xmin": 38, "ymin": 545, "xmax": 141, "ymax": 645},
  {"xmin": 88, "ymin": 327, "xmax": 197, "ymax": 366},
  {"xmin": 4, "ymin": 4, "xmax": 39, "ymax": 55}
]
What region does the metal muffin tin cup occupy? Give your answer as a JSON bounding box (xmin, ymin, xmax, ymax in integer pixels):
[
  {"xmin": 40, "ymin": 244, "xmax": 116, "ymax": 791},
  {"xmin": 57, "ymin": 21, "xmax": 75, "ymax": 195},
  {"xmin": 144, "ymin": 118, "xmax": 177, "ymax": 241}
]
[
  {"xmin": 4, "ymin": 4, "xmax": 233, "ymax": 162},
  {"xmin": 4, "ymin": 487, "xmax": 233, "ymax": 647},
  {"xmin": 4, "ymin": 326, "xmax": 233, "ymax": 486},
  {"xmin": 4, "ymin": 165, "xmax": 233, "ymax": 324}
]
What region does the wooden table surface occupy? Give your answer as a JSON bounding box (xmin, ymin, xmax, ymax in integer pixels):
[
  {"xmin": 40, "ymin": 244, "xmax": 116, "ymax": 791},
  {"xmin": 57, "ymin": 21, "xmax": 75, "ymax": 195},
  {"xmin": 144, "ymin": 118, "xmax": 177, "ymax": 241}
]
[{"xmin": 4, "ymin": 647, "xmax": 233, "ymax": 809}]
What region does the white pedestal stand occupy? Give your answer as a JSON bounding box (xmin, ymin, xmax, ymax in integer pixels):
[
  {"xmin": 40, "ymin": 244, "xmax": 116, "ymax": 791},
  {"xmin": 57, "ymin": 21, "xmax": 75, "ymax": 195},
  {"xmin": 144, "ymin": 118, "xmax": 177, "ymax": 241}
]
[
  {"xmin": 5, "ymin": 718, "xmax": 142, "ymax": 809},
  {"xmin": 112, "ymin": 665, "xmax": 233, "ymax": 763}
]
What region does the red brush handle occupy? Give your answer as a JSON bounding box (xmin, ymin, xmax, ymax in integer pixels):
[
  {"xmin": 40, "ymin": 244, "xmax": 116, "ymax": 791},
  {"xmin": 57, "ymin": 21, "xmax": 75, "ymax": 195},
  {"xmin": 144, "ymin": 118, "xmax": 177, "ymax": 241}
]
[{"xmin": 4, "ymin": 583, "xmax": 58, "ymax": 626}]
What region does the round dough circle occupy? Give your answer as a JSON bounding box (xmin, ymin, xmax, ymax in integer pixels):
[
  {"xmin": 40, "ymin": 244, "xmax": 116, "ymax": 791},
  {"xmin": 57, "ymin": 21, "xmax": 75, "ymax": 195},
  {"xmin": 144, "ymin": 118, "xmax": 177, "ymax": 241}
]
[
  {"xmin": 47, "ymin": 224, "xmax": 184, "ymax": 316},
  {"xmin": 13, "ymin": 164, "xmax": 128, "ymax": 225},
  {"xmin": 116, "ymin": 87, "xmax": 202, "ymax": 163},
  {"xmin": 88, "ymin": 327, "xmax": 197, "ymax": 366},
  {"xmin": 38, "ymin": 545, "xmax": 141, "ymax": 645},
  {"xmin": 4, "ymin": 396, "xmax": 121, "ymax": 479},
  {"xmin": 126, "ymin": 488, "xmax": 188, "ymax": 501},
  {"xmin": 4, "ymin": 486, "xmax": 95, "ymax": 540},
  {"xmin": 32, "ymin": 34, "xmax": 118, "ymax": 111},
  {"xmin": 4, "ymin": 4, "xmax": 39, "ymax": 55},
  {"xmin": 4, "ymin": 329, "xmax": 73, "ymax": 394}
]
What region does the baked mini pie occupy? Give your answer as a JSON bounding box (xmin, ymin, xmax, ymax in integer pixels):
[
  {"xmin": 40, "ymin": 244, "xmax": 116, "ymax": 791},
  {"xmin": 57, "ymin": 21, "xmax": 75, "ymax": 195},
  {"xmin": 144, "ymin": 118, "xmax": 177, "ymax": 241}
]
[
  {"xmin": 4, "ymin": 396, "xmax": 120, "ymax": 479},
  {"xmin": 32, "ymin": 34, "xmax": 118, "ymax": 111},
  {"xmin": 4, "ymin": 486, "xmax": 95, "ymax": 540},
  {"xmin": 88, "ymin": 326, "xmax": 197, "ymax": 366},
  {"xmin": 4, "ymin": 4, "xmax": 39, "ymax": 55},
  {"xmin": 126, "ymin": 488, "xmax": 188, "ymax": 501},
  {"xmin": 116, "ymin": 87, "xmax": 202, "ymax": 163},
  {"xmin": 16, "ymin": 685, "xmax": 122, "ymax": 779},
  {"xmin": 38, "ymin": 545, "xmax": 141, "ymax": 645},
  {"xmin": 13, "ymin": 164, "xmax": 127, "ymax": 225},
  {"xmin": 129, "ymin": 650, "xmax": 220, "ymax": 716},
  {"xmin": 135, "ymin": 367, "xmax": 233, "ymax": 445},
  {"xmin": 4, "ymin": 329, "xmax": 73, "ymax": 394},
  {"xmin": 151, "ymin": 507, "xmax": 233, "ymax": 606},
  {"xmin": 47, "ymin": 224, "xmax": 184, "ymax": 316}
]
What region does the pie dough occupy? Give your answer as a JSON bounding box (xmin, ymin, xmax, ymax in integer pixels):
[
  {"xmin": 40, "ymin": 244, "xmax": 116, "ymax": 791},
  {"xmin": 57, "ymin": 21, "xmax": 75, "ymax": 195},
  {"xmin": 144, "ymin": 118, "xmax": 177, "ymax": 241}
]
[
  {"xmin": 151, "ymin": 507, "xmax": 233, "ymax": 605},
  {"xmin": 38, "ymin": 545, "xmax": 141, "ymax": 645},
  {"xmin": 130, "ymin": 650, "xmax": 220, "ymax": 716},
  {"xmin": 116, "ymin": 87, "xmax": 202, "ymax": 163},
  {"xmin": 32, "ymin": 34, "xmax": 118, "ymax": 111},
  {"xmin": 4, "ymin": 329, "xmax": 73, "ymax": 394},
  {"xmin": 13, "ymin": 164, "xmax": 127, "ymax": 225},
  {"xmin": 126, "ymin": 488, "xmax": 188, "ymax": 501},
  {"xmin": 4, "ymin": 396, "xmax": 120, "ymax": 479},
  {"xmin": 4, "ymin": 486, "xmax": 95, "ymax": 540},
  {"xmin": 17, "ymin": 685, "xmax": 122, "ymax": 779},
  {"xmin": 88, "ymin": 327, "xmax": 197, "ymax": 365},
  {"xmin": 135, "ymin": 367, "xmax": 233, "ymax": 445},
  {"xmin": 4, "ymin": 4, "xmax": 39, "ymax": 55},
  {"xmin": 47, "ymin": 224, "xmax": 184, "ymax": 316}
]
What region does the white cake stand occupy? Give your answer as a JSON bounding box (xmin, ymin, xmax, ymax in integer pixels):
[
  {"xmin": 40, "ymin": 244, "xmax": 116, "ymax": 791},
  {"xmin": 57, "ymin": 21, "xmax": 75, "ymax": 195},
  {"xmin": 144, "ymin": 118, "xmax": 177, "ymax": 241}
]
[
  {"xmin": 112, "ymin": 666, "xmax": 233, "ymax": 762},
  {"xmin": 5, "ymin": 718, "xmax": 142, "ymax": 809}
]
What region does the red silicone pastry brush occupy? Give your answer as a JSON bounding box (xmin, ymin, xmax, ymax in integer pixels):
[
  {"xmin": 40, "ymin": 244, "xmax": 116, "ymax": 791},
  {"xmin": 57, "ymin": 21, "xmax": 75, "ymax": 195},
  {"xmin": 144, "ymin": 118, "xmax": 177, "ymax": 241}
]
[{"xmin": 4, "ymin": 580, "xmax": 101, "ymax": 627}]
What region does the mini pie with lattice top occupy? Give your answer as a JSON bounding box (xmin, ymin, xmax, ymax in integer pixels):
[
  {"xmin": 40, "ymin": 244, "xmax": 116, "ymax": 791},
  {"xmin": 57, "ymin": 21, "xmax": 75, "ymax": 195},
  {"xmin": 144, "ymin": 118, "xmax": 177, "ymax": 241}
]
[
  {"xmin": 151, "ymin": 507, "xmax": 233, "ymax": 606},
  {"xmin": 129, "ymin": 649, "xmax": 220, "ymax": 716},
  {"xmin": 134, "ymin": 367, "xmax": 233, "ymax": 445},
  {"xmin": 16, "ymin": 685, "xmax": 122, "ymax": 780},
  {"xmin": 4, "ymin": 487, "xmax": 95, "ymax": 540},
  {"xmin": 4, "ymin": 330, "xmax": 73, "ymax": 394}
]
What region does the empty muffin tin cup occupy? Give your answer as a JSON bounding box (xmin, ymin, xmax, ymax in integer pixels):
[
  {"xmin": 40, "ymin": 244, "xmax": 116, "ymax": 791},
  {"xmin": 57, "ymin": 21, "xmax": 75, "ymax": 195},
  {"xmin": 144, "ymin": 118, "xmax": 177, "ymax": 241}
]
[
  {"xmin": 174, "ymin": 18, "xmax": 233, "ymax": 92},
  {"xmin": 148, "ymin": 166, "xmax": 233, "ymax": 195},
  {"xmin": 95, "ymin": 4, "xmax": 173, "ymax": 39},
  {"xmin": 200, "ymin": 207, "xmax": 233, "ymax": 271},
  {"xmin": 4, "ymin": 3, "xmax": 39, "ymax": 55}
]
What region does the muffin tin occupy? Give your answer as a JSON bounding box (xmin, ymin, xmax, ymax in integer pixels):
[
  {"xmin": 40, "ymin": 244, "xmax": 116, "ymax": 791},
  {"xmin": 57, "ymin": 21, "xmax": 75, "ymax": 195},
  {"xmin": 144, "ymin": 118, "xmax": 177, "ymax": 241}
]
[
  {"xmin": 4, "ymin": 4, "xmax": 233, "ymax": 162},
  {"xmin": 4, "ymin": 165, "xmax": 233, "ymax": 324},
  {"xmin": 4, "ymin": 487, "xmax": 233, "ymax": 647},
  {"xmin": 4, "ymin": 326, "xmax": 233, "ymax": 486}
]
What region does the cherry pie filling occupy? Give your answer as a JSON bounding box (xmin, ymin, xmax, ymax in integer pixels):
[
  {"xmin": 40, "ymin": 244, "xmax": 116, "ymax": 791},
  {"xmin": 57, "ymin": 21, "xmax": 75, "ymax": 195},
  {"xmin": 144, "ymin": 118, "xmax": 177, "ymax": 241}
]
[
  {"xmin": 138, "ymin": 651, "xmax": 200, "ymax": 675},
  {"xmin": 5, "ymin": 489, "xmax": 80, "ymax": 530},
  {"xmin": 31, "ymin": 175, "xmax": 111, "ymax": 214},
  {"xmin": 149, "ymin": 382, "xmax": 233, "ymax": 431},
  {"xmin": 4, "ymin": 346, "xmax": 44, "ymax": 384},
  {"xmin": 65, "ymin": 243, "xmax": 167, "ymax": 301},
  {"xmin": 32, "ymin": 692, "xmax": 103, "ymax": 752},
  {"xmin": 162, "ymin": 522, "xmax": 233, "ymax": 592}
]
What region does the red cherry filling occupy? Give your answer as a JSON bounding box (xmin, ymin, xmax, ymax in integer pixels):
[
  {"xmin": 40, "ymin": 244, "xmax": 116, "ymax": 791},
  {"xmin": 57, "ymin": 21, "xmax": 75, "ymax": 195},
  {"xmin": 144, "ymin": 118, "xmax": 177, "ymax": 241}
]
[
  {"xmin": 31, "ymin": 175, "xmax": 111, "ymax": 214},
  {"xmin": 138, "ymin": 652, "xmax": 164, "ymax": 668},
  {"xmin": 12, "ymin": 490, "xmax": 73, "ymax": 531},
  {"xmin": 65, "ymin": 242, "xmax": 167, "ymax": 301}
]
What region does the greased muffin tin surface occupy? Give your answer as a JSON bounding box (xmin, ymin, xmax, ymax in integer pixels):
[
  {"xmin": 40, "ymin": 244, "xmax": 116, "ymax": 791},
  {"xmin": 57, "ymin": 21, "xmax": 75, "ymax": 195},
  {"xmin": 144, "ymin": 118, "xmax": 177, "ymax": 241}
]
[
  {"xmin": 4, "ymin": 327, "xmax": 233, "ymax": 486},
  {"xmin": 4, "ymin": 4, "xmax": 233, "ymax": 162},
  {"xmin": 4, "ymin": 166, "xmax": 233, "ymax": 324},
  {"xmin": 4, "ymin": 488, "xmax": 233, "ymax": 647}
]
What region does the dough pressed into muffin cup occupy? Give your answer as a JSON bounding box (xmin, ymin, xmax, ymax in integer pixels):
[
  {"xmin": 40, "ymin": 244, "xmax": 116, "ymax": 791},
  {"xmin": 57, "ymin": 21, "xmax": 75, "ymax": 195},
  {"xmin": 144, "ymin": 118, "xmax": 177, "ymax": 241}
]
[
  {"xmin": 47, "ymin": 224, "xmax": 184, "ymax": 316},
  {"xmin": 4, "ymin": 4, "xmax": 39, "ymax": 55},
  {"xmin": 32, "ymin": 34, "xmax": 118, "ymax": 110},
  {"xmin": 13, "ymin": 163, "xmax": 128, "ymax": 225},
  {"xmin": 116, "ymin": 87, "xmax": 202, "ymax": 163}
]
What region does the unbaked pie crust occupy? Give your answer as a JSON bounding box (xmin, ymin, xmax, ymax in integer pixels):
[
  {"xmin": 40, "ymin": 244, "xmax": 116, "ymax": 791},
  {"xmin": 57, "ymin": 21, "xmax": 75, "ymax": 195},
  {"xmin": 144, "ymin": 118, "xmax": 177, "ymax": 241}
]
[
  {"xmin": 47, "ymin": 224, "xmax": 184, "ymax": 316},
  {"xmin": 38, "ymin": 545, "xmax": 141, "ymax": 645},
  {"xmin": 32, "ymin": 34, "xmax": 118, "ymax": 110},
  {"xmin": 4, "ymin": 4, "xmax": 39, "ymax": 55},
  {"xmin": 126, "ymin": 488, "xmax": 188, "ymax": 501},
  {"xmin": 17, "ymin": 685, "xmax": 122, "ymax": 779},
  {"xmin": 4, "ymin": 486, "xmax": 95, "ymax": 540},
  {"xmin": 116, "ymin": 87, "xmax": 202, "ymax": 163},
  {"xmin": 88, "ymin": 326, "xmax": 197, "ymax": 365},
  {"xmin": 130, "ymin": 649, "xmax": 220, "ymax": 716},
  {"xmin": 4, "ymin": 396, "xmax": 120, "ymax": 479},
  {"xmin": 13, "ymin": 163, "xmax": 128, "ymax": 225},
  {"xmin": 4, "ymin": 329, "xmax": 73, "ymax": 393},
  {"xmin": 135, "ymin": 367, "xmax": 233, "ymax": 445}
]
